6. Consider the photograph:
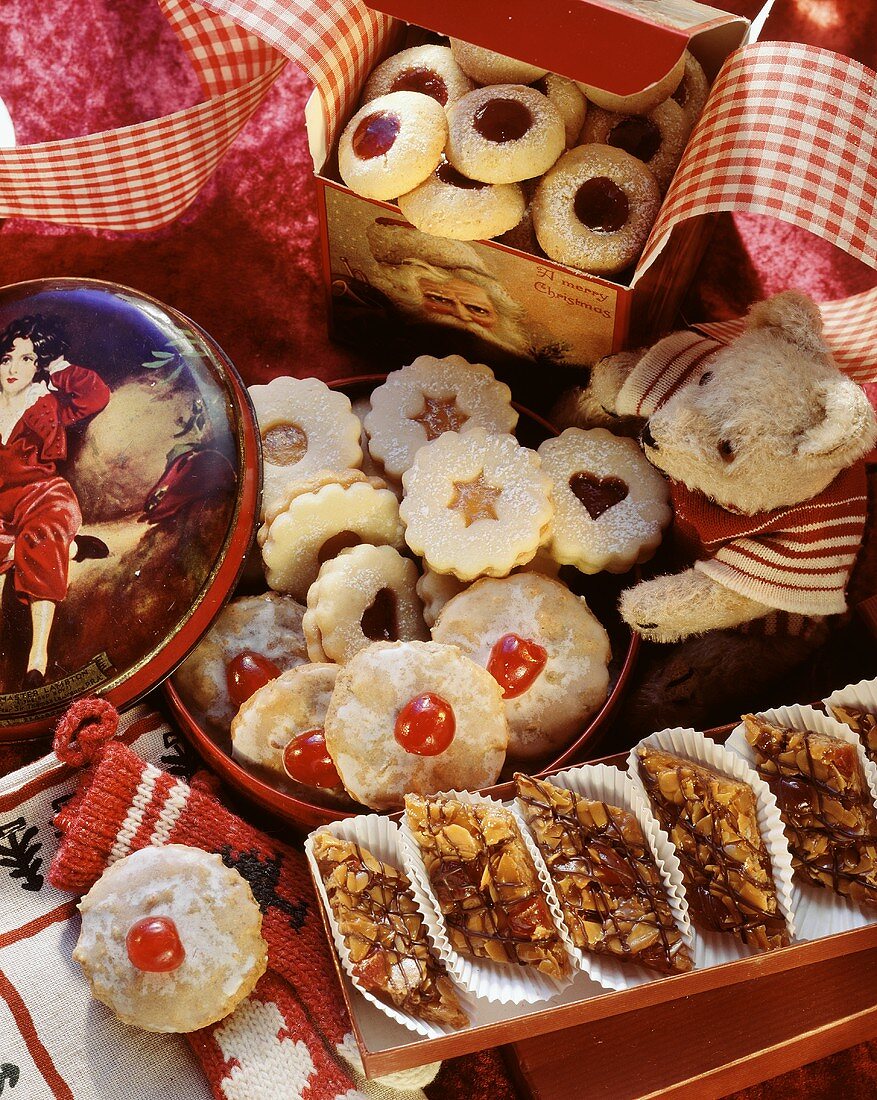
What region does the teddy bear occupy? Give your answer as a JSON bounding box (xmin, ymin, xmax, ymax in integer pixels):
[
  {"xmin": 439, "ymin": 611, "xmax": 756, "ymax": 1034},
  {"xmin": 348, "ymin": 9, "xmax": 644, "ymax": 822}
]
[{"xmin": 552, "ymin": 290, "xmax": 877, "ymax": 731}]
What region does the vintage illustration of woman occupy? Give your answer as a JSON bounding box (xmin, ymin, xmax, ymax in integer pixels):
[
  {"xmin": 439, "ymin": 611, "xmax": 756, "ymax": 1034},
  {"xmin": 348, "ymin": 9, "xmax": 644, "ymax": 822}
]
[{"xmin": 0, "ymin": 315, "xmax": 111, "ymax": 689}]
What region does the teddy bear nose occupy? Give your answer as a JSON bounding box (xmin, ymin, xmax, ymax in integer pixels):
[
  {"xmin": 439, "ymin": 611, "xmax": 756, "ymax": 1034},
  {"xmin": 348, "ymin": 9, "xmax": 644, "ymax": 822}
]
[{"xmin": 641, "ymin": 423, "xmax": 658, "ymax": 450}]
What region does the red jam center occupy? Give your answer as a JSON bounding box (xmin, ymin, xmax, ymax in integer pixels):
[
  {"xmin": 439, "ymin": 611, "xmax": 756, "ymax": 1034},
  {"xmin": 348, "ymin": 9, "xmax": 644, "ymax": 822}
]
[
  {"xmin": 569, "ymin": 471, "xmax": 629, "ymax": 519},
  {"xmin": 473, "ymin": 98, "xmax": 533, "ymax": 143},
  {"xmin": 435, "ymin": 161, "xmax": 488, "ymax": 190},
  {"xmin": 394, "ymin": 693, "xmax": 456, "ymax": 755},
  {"xmin": 360, "ymin": 586, "xmax": 398, "ymax": 642},
  {"xmin": 226, "ymin": 650, "xmax": 282, "ymax": 709},
  {"xmin": 573, "ymin": 177, "xmax": 630, "ymax": 233},
  {"xmin": 487, "ymin": 633, "xmax": 548, "ymax": 698},
  {"xmin": 352, "ymin": 111, "xmax": 401, "ymax": 159},
  {"xmin": 126, "ymin": 916, "xmax": 185, "ymax": 972},
  {"xmin": 283, "ymin": 728, "xmax": 341, "ymax": 789},
  {"xmin": 390, "ymin": 66, "xmax": 448, "ymax": 105},
  {"xmin": 607, "ymin": 116, "xmax": 662, "ymax": 163}
]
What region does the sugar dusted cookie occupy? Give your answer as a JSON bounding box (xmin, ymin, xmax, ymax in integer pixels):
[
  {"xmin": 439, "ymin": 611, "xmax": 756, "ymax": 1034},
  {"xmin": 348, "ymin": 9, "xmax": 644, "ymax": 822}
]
[
  {"xmin": 671, "ymin": 50, "xmax": 710, "ymax": 129},
  {"xmin": 350, "ymin": 396, "xmax": 403, "ymax": 500},
  {"xmin": 73, "ymin": 845, "xmax": 267, "ymax": 1033},
  {"xmin": 449, "ymin": 39, "xmax": 548, "ymax": 85},
  {"xmin": 580, "ymin": 98, "xmax": 689, "ymax": 192},
  {"xmin": 173, "ymin": 592, "xmax": 307, "ymax": 732},
  {"xmin": 362, "ymin": 44, "xmax": 475, "ymax": 109},
  {"xmin": 248, "ymin": 376, "xmax": 362, "ymax": 519},
  {"xmin": 364, "ymin": 355, "xmax": 518, "ymax": 480},
  {"xmin": 303, "ymin": 544, "xmax": 429, "ymax": 663},
  {"xmin": 323, "ymin": 640, "xmax": 508, "ymax": 809},
  {"xmin": 397, "ymin": 160, "xmax": 526, "ymax": 241},
  {"xmin": 532, "ymin": 74, "xmax": 587, "ymax": 148},
  {"xmin": 446, "ymin": 85, "xmax": 565, "ymax": 185},
  {"xmin": 260, "ymin": 469, "xmax": 406, "ymax": 600},
  {"xmin": 417, "ymin": 568, "xmax": 469, "ymax": 629},
  {"xmin": 432, "ymin": 573, "xmax": 611, "ymax": 761},
  {"xmin": 538, "ymin": 427, "xmax": 670, "ymax": 573},
  {"xmin": 401, "ymin": 429, "xmax": 553, "ymax": 581},
  {"xmin": 338, "ymin": 91, "xmax": 448, "ymax": 201},
  {"xmin": 231, "ymin": 663, "xmax": 349, "ymax": 800}
]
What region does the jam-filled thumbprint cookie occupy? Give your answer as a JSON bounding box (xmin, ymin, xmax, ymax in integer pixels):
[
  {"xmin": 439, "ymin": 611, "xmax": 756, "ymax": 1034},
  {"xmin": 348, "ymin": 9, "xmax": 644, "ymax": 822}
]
[{"xmin": 362, "ymin": 44, "xmax": 475, "ymax": 109}]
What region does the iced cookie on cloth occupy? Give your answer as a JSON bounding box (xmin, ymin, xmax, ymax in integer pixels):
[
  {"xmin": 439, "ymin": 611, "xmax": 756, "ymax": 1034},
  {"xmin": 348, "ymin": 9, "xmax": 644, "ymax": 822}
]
[{"xmin": 73, "ymin": 845, "xmax": 267, "ymax": 1032}]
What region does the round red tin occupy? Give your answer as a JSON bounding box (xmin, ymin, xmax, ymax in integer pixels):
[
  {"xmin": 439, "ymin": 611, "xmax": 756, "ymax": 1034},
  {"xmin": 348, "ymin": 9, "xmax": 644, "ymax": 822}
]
[{"xmin": 0, "ymin": 278, "xmax": 260, "ymax": 741}]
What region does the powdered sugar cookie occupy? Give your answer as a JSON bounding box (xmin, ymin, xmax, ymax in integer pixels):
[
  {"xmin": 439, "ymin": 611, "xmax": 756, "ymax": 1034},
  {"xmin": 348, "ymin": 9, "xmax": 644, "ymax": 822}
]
[
  {"xmin": 671, "ymin": 50, "xmax": 710, "ymax": 129},
  {"xmin": 364, "ymin": 355, "xmax": 518, "ymax": 480},
  {"xmin": 580, "ymin": 98, "xmax": 689, "ymax": 192},
  {"xmin": 173, "ymin": 592, "xmax": 307, "ymax": 732},
  {"xmin": 324, "ymin": 640, "xmax": 508, "ymax": 809},
  {"xmin": 73, "ymin": 845, "xmax": 267, "ymax": 1033},
  {"xmin": 362, "ymin": 44, "xmax": 475, "ymax": 108},
  {"xmin": 579, "ymin": 52, "xmax": 685, "ymax": 114},
  {"xmin": 446, "ymin": 85, "xmax": 565, "ymax": 185},
  {"xmin": 397, "ymin": 160, "xmax": 526, "ymax": 241},
  {"xmin": 538, "ymin": 427, "xmax": 671, "ymax": 573},
  {"xmin": 449, "ymin": 39, "xmax": 548, "ymax": 85},
  {"xmin": 303, "ymin": 544, "xmax": 429, "ymax": 663},
  {"xmin": 261, "ymin": 470, "xmax": 406, "ymax": 600},
  {"xmin": 401, "ymin": 429, "xmax": 553, "ymax": 581},
  {"xmin": 532, "ymin": 74, "xmax": 587, "ymax": 148},
  {"xmin": 532, "ymin": 145, "xmax": 661, "ymax": 275},
  {"xmin": 432, "ymin": 573, "xmax": 611, "ymax": 761},
  {"xmin": 339, "ymin": 91, "xmax": 448, "ymax": 201},
  {"xmin": 248, "ymin": 376, "xmax": 362, "ymax": 519},
  {"xmin": 231, "ymin": 663, "xmax": 350, "ymax": 800},
  {"xmin": 350, "ymin": 396, "xmax": 403, "ymax": 500}
]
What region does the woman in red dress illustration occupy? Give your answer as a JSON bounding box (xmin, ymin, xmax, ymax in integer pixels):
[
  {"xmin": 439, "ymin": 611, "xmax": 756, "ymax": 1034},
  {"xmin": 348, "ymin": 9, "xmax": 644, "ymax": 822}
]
[{"xmin": 0, "ymin": 315, "xmax": 111, "ymax": 690}]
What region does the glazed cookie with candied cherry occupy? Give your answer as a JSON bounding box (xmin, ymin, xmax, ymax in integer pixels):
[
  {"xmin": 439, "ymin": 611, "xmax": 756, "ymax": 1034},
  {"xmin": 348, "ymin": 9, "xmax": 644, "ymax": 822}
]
[
  {"xmin": 364, "ymin": 355, "xmax": 518, "ymax": 479},
  {"xmin": 323, "ymin": 640, "xmax": 508, "ymax": 809},
  {"xmin": 303, "ymin": 544, "xmax": 429, "ymax": 663},
  {"xmin": 248, "ymin": 376, "xmax": 363, "ymax": 520},
  {"xmin": 538, "ymin": 427, "xmax": 671, "ymax": 573},
  {"xmin": 73, "ymin": 845, "xmax": 267, "ymax": 1033},
  {"xmin": 432, "ymin": 573, "xmax": 611, "ymax": 761},
  {"xmin": 400, "ymin": 428, "xmax": 554, "ymax": 581},
  {"xmin": 260, "ymin": 469, "xmax": 406, "ymax": 600}
]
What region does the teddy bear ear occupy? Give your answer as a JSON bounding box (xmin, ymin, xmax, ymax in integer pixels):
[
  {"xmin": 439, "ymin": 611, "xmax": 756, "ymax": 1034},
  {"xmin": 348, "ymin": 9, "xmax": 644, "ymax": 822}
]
[
  {"xmin": 794, "ymin": 376, "xmax": 877, "ymax": 461},
  {"xmin": 745, "ymin": 291, "xmax": 831, "ymax": 360}
]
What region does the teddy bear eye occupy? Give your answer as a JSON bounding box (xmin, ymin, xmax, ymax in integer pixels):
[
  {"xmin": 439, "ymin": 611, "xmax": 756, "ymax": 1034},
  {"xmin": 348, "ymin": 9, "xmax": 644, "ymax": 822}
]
[
  {"xmin": 698, "ymin": 370, "xmax": 713, "ymax": 386},
  {"xmin": 717, "ymin": 439, "xmax": 735, "ymax": 462}
]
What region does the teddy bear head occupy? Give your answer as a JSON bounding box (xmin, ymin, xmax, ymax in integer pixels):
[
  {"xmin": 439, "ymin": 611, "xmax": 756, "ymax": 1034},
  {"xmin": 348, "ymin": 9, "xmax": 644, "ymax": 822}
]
[{"xmin": 641, "ymin": 291, "xmax": 877, "ymax": 514}]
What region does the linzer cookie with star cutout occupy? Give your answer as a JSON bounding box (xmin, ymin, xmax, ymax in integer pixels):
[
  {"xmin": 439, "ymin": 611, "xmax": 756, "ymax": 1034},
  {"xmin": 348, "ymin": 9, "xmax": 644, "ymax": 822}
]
[
  {"xmin": 404, "ymin": 793, "xmax": 570, "ymax": 981},
  {"xmin": 742, "ymin": 714, "xmax": 877, "ymax": 907},
  {"xmin": 514, "ymin": 774, "xmax": 692, "ymax": 974},
  {"xmin": 636, "ymin": 747, "xmax": 791, "ymax": 950},
  {"xmin": 311, "ymin": 830, "xmax": 468, "ymax": 1028}
]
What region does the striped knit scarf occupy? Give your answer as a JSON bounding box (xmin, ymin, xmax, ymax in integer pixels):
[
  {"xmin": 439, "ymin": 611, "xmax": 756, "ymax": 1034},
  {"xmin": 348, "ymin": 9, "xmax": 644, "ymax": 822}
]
[{"xmin": 615, "ymin": 332, "xmax": 868, "ymax": 617}]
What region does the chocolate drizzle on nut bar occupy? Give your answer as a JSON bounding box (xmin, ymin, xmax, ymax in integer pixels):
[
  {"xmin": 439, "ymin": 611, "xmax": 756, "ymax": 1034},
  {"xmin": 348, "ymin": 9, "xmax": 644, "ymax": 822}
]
[
  {"xmin": 514, "ymin": 774, "xmax": 692, "ymax": 974},
  {"xmin": 831, "ymin": 705, "xmax": 877, "ymax": 766},
  {"xmin": 637, "ymin": 748, "xmax": 790, "ymax": 950},
  {"xmin": 312, "ymin": 832, "xmax": 468, "ymax": 1027},
  {"xmin": 743, "ymin": 715, "xmax": 877, "ymax": 907},
  {"xmin": 404, "ymin": 794, "xmax": 570, "ymax": 980}
]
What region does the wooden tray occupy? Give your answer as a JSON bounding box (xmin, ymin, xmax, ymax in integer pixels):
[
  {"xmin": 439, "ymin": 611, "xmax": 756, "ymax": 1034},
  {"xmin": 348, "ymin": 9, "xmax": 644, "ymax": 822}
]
[{"xmin": 310, "ymin": 735, "xmax": 877, "ymax": 1079}]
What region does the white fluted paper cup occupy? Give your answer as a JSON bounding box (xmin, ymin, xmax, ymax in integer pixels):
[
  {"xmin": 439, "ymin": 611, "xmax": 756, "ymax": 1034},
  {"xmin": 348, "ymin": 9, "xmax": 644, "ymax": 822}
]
[
  {"xmin": 626, "ymin": 727, "xmax": 796, "ymax": 968},
  {"xmin": 399, "ymin": 788, "xmax": 576, "ymax": 1005},
  {"xmin": 305, "ymin": 813, "xmax": 476, "ymax": 1038},
  {"xmin": 825, "ymin": 676, "xmax": 877, "ymax": 765},
  {"xmin": 726, "ymin": 703, "xmax": 877, "ymax": 940},
  {"xmin": 513, "ymin": 763, "xmax": 694, "ymax": 991}
]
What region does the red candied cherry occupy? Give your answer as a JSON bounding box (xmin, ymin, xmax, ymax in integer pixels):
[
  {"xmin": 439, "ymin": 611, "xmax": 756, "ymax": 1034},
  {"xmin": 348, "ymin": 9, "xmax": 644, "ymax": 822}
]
[
  {"xmin": 283, "ymin": 728, "xmax": 341, "ymax": 789},
  {"xmin": 226, "ymin": 650, "xmax": 281, "ymax": 708},
  {"xmin": 394, "ymin": 693, "xmax": 456, "ymax": 756},
  {"xmin": 126, "ymin": 915, "xmax": 185, "ymax": 972},
  {"xmin": 487, "ymin": 633, "xmax": 547, "ymax": 699}
]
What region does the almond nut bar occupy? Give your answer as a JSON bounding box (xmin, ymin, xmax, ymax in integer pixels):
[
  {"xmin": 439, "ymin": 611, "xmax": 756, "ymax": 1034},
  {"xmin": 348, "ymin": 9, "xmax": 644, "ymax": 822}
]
[
  {"xmin": 312, "ymin": 832, "xmax": 468, "ymax": 1027},
  {"xmin": 743, "ymin": 714, "xmax": 877, "ymax": 907},
  {"xmin": 515, "ymin": 774, "xmax": 692, "ymax": 974},
  {"xmin": 637, "ymin": 747, "xmax": 790, "ymax": 950},
  {"xmin": 830, "ymin": 704, "xmax": 877, "ymax": 766},
  {"xmin": 404, "ymin": 794, "xmax": 570, "ymax": 980}
]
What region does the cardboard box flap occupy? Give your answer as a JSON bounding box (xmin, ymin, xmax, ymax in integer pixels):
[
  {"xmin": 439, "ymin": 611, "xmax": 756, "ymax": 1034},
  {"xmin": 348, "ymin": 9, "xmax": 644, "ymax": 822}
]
[{"xmin": 365, "ymin": 0, "xmax": 748, "ymax": 95}]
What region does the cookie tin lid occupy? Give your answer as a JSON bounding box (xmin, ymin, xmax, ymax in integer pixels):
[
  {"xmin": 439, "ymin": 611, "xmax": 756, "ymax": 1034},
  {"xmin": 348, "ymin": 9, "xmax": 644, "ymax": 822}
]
[{"xmin": 0, "ymin": 278, "xmax": 261, "ymax": 741}]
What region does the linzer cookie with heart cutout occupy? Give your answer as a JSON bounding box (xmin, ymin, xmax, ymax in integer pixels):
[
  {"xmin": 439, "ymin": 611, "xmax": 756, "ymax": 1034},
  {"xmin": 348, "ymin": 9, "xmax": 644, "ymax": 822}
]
[{"xmin": 538, "ymin": 427, "xmax": 670, "ymax": 573}]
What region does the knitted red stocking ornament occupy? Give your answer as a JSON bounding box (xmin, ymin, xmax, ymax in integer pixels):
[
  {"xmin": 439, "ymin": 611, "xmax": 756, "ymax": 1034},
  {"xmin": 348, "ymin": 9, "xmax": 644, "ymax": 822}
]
[{"xmin": 49, "ymin": 706, "xmax": 362, "ymax": 1100}]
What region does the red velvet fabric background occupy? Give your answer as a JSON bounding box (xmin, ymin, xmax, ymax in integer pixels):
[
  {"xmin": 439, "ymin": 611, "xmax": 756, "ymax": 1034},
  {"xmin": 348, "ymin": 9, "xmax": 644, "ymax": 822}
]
[{"xmin": 0, "ymin": 1, "xmax": 876, "ymax": 1096}]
